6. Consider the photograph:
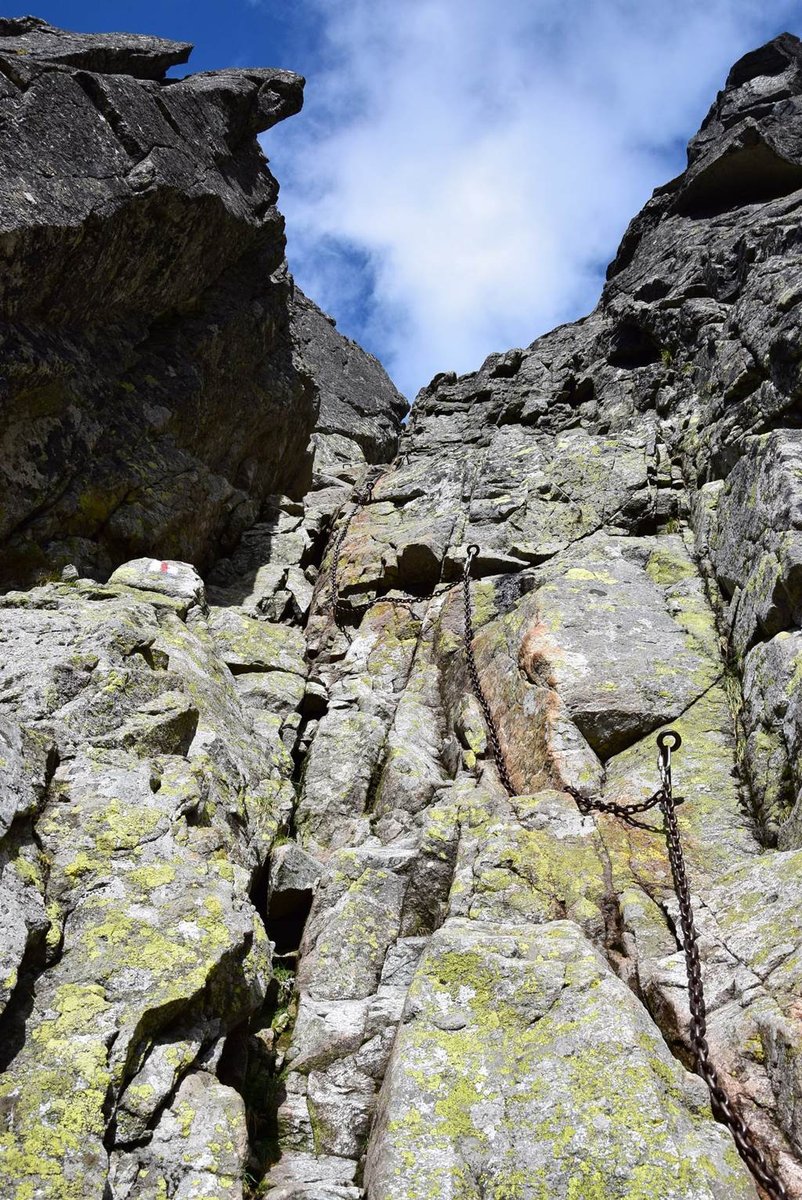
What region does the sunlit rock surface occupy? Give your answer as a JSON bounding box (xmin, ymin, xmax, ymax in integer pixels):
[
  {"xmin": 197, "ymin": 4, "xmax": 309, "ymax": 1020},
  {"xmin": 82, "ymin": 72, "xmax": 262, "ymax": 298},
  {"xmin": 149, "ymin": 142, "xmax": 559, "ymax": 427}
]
[{"xmin": 3, "ymin": 19, "xmax": 802, "ymax": 1200}]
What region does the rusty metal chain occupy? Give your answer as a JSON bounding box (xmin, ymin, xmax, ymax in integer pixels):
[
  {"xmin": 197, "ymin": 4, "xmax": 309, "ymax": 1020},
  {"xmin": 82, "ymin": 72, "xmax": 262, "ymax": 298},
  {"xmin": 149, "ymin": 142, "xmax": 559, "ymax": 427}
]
[
  {"xmin": 329, "ymin": 467, "xmax": 382, "ymax": 629},
  {"xmin": 460, "ymin": 562, "xmax": 789, "ymax": 1198},
  {"xmin": 329, "ymin": 493, "xmax": 790, "ymax": 1199},
  {"xmin": 572, "ymin": 732, "xmax": 788, "ymax": 1200},
  {"xmin": 364, "ymin": 578, "xmax": 462, "ymax": 612},
  {"xmin": 654, "ymin": 735, "xmax": 789, "ymax": 1200},
  {"xmin": 570, "ymin": 785, "xmax": 665, "ymax": 822},
  {"xmin": 462, "ymin": 545, "xmax": 516, "ymax": 795}
]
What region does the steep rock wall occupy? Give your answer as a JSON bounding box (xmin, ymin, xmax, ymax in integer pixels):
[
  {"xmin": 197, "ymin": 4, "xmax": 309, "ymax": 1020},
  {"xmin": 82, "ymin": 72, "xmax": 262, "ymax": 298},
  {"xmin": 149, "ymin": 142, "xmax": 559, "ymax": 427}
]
[
  {"xmin": 0, "ymin": 17, "xmax": 405, "ymax": 589},
  {"xmin": 3, "ymin": 20, "xmax": 802, "ymax": 1200}
]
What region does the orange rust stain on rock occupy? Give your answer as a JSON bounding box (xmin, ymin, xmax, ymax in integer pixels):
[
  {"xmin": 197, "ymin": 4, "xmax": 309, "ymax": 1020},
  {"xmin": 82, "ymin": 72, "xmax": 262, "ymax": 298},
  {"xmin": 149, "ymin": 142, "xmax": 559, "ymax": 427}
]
[{"xmin": 520, "ymin": 619, "xmax": 559, "ymax": 687}]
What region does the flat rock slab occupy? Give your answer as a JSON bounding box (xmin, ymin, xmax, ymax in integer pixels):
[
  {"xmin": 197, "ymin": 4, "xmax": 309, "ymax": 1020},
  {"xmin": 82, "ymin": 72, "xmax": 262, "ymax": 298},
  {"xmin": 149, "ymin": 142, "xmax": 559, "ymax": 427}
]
[
  {"xmin": 208, "ymin": 607, "xmax": 306, "ymax": 674},
  {"xmin": 364, "ymin": 917, "xmax": 756, "ymax": 1199},
  {"xmin": 0, "ymin": 18, "xmax": 191, "ymax": 80},
  {"xmin": 461, "ymin": 423, "xmax": 659, "ymax": 564},
  {"xmin": 518, "ymin": 535, "xmax": 721, "ymax": 759},
  {"xmin": 469, "ymin": 534, "xmax": 722, "ymax": 792}
]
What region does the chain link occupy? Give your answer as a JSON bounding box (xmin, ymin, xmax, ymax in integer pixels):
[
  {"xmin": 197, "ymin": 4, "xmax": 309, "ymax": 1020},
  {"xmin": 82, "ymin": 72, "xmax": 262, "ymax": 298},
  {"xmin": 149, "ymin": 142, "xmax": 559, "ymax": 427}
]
[
  {"xmin": 329, "ymin": 494, "xmax": 790, "ymax": 1199},
  {"xmin": 574, "ymin": 734, "xmax": 788, "ymax": 1200},
  {"xmin": 462, "ymin": 545, "xmax": 516, "ymax": 796},
  {"xmin": 655, "ymin": 741, "xmax": 789, "ymax": 1200},
  {"xmin": 569, "ymin": 785, "xmax": 665, "ymax": 822},
  {"xmin": 329, "ymin": 467, "xmax": 382, "ymax": 630}
]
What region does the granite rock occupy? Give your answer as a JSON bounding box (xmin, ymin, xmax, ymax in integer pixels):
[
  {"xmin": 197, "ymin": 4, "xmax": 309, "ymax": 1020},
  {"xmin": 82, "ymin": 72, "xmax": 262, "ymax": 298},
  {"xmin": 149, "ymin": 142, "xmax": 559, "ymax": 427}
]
[
  {"xmin": 0, "ymin": 20, "xmax": 403, "ymax": 589},
  {"xmin": 4, "ymin": 22, "xmax": 802, "ymax": 1200}
]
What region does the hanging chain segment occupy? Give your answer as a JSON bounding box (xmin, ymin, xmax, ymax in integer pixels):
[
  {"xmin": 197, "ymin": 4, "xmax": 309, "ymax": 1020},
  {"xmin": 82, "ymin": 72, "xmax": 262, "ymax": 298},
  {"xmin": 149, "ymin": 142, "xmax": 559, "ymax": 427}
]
[
  {"xmin": 328, "ymin": 482, "xmax": 789, "ymax": 1200},
  {"xmin": 329, "ymin": 467, "xmax": 381, "ymax": 629},
  {"xmin": 571, "ymin": 786, "xmax": 665, "ymax": 822},
  {"xmin": 463, "ymin": 554, "xmax": 789, "ymax": 1198},
  {"xmin": 462, "ymin": 545, "xmax": 516, "ymax": 796},
  {"xmin": 655, "ymin": 736, "xmax": 789, "ymax": 1200},
  {"xmin": 569, "ymin": 730, "xmax": 788, "ymax": 1200}
]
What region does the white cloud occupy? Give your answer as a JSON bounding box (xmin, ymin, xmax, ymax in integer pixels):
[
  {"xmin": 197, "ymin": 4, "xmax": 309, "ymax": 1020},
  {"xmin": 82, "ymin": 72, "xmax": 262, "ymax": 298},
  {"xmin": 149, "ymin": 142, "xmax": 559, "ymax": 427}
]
[{"xmin": 264, "ymin": 0, "xmax": 802, "ymax": 397}]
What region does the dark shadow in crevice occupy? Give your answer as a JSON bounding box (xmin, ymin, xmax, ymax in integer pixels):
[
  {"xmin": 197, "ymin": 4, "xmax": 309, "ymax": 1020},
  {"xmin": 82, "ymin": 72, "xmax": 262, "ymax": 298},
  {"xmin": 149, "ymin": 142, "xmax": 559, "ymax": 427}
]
[
  {"xmin": 0, "ymin": 922, "xmax": 49, "ymax": 1074},
  {"xmin": 607, "ymin": 321, "xmax": 662, "ymax": 369},
  {"xmin": 239, "ymin": 975, "xmax": 295, "ymax": 1195},
  {"xmin": 0, "ymin": 749, "xmax": 60, "ymax": 1073},
  {"xmin": 265, "ymin": 887, "xmax": 314, "ymax": 958},
  {"xmin": 675, "ymin": 136, "xmax": 802, "ymax": 219}
]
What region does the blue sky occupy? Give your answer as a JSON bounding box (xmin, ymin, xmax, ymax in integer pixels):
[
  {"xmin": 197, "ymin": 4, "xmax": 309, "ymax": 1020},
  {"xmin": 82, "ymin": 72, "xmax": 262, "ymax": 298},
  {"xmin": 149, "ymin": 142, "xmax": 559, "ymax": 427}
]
[{"xmin": 18, "ymin": 2, "xmax": 802, "ymax": 397}]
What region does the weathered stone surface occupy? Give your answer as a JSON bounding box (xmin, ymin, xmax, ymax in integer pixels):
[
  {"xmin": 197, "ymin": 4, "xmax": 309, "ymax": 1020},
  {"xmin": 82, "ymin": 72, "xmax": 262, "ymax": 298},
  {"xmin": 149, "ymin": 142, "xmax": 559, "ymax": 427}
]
[
  {"xmin": 0, "ymin": 20, "xmax": 404, "ymax": 590},
  {"xmin": 111, "ymin": 1069, "xmax": 249, "ymax": 1199},
  {"xmin": 709, "ymin": 431, "xmax": 802, "ymax": 655},
  {"xmin": 206, "ymin": 500, "xmax": 314, "ymax": 619},
  {"xmin": 0, "ymin": 17, "xmax": 192, "ymax": 81},
  {"xmin": 0, "ymin": 715, "xmax": 48, "ymax": 837},
  {"xmin": 208, "ymin": 607, "xmax": 307, "ymax": 676},
  {"xmin": 0, "ymin": 570, "xmax": 281, "ymax": 1199},
  {"xmin": 0, "ymin": 834, "xmax": 49, "ymax": 1020},
  {"xmin": 108, "ymin": 558, "xmax": 207, "ymax": 609},
  {"xmin": 5, "ymin": 21, "xmax": 802, "ymax": 1200},
  {"xmin": 269, "ymin": 844, "xmax": 322, "ymax": 903},
  {"xmin": 517, "ymin": 533, "xmax": 720, "ymax": 759},
  {"xmin": 365, "ymin": 918, "xmax": 755, "ymax": 1199},
  {"xmin": 264, "ymin": 1150, "xmax": 361, "ymax": 1199},
  {"xmin": 291, "ymin": 291, "xmax": 408, "ymax": 475},
  {"xmin": 741, "ymin": 631, "xmax": 802, "ymax": 845}
]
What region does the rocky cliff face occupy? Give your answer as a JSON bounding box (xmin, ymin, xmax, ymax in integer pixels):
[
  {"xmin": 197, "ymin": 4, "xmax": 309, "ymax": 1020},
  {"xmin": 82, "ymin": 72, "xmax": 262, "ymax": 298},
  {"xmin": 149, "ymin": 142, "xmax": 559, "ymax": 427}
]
[
  {"xmin": 0, "ymin": 17, "xmax": 404, "ymax": 589},
  {"xmin": 2, "ymin": 19, "xmax": 802, "ymax": 1200}
]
